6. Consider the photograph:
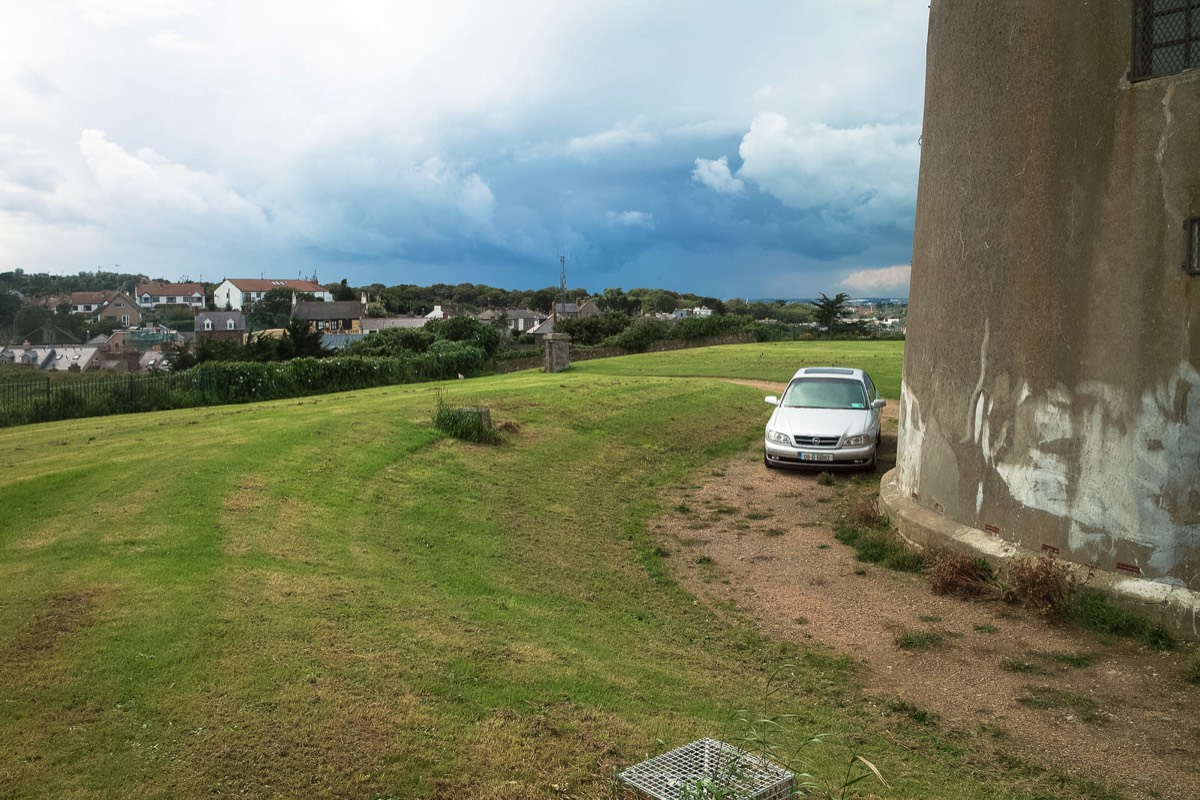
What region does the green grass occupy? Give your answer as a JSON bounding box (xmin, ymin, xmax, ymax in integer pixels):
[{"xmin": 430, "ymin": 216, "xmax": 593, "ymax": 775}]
[
  {"xmin": 834, "ymin": 520, "xmax": 926, "ymax": 573},
  {"xmin": 1066, "ymin": 589, "xmax": 1176, "ymax": 651},
  {"xmin": 573, "ymin": 340, "xmax": 905, "ymax": 398},
  {"xmin": 896, "ymin": 631, "xmax": 945, "ymax": 651},
  {"xmin": 0, "ymin": 341, "xmax": 1131, "ymax": 799}
]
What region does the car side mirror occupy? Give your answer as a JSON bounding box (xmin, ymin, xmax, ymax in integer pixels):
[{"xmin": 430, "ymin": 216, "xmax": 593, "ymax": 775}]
[
  {"xmin": 764, "ymin": 395, "xmax": 779, "ymax": 405},
  {"xmin": 872, "ymin": 398, "xmax": 886, "ymax": 409}
]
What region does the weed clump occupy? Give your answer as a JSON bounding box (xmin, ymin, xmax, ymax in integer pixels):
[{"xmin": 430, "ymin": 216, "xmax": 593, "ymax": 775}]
[
  {"xmin": 834, "ymin": 502, "xmax": 924, "ymax": 574},
  {"xmin": 816, "ymin": 471, "xmax": 836, "ymax": 486},
  {"xmin": 1006, "ymin": 554, "xmax": 1075, "ymax": 616},
  {"xmin": 1183, "ymin": 657, "xmax": 1200, "ymax": 685},
  {"xmin": 433, "ymin": 396, "xmax": 501, "ymax": 444},
  {"xmin": 927, "ymin": 549, "xmax": 1002, "ymax": 600},
  {"xmin": 896, "ymin": 630, "xmax": 944, "ymax": 651}
]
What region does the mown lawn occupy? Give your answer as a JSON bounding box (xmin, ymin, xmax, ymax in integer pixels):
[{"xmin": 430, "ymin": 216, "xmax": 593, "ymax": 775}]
[
  {"xmin": 574, "ymin": 340, "xmax": 904, "ymax": 398},
  {"xmin": 0, "ymin": 341, "xmax": 1108, "ymax": 799}
]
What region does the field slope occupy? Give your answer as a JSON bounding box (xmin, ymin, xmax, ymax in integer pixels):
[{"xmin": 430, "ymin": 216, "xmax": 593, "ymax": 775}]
[{"xmin": 0, "ymin": 341, "xmax": 1048, "ymax": 799}]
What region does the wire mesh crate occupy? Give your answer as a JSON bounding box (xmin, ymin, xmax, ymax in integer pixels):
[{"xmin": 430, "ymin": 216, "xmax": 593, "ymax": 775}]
[{"xmin": 617, "ymin": 738, "xmax": 796, "ymax": 800}]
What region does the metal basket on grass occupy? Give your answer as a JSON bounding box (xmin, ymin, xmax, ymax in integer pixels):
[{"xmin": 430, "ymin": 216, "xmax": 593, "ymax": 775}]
[{"xmin": 617, "ymin": 738, "xmax": 795, "ymax": 800}]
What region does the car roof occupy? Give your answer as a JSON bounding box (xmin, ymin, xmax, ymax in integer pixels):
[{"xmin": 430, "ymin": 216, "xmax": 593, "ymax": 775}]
[{"xmin": 789, "ymin": 366, "xmax": 866, "ymax": 380}]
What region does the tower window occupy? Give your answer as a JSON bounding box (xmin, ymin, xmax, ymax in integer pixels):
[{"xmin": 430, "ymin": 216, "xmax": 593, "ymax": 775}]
[{"xmin": 1133, "ymin": 0, "xmax": 1200, "ymax": 80}]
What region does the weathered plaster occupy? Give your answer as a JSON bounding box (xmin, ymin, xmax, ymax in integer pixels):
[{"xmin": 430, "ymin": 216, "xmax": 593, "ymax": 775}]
[{"xmin": 896, "ymin": 2, "xmax": 1200, "ymax": 594}]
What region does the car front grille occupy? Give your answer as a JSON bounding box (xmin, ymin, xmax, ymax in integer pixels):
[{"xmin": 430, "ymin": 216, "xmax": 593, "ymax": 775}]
[{"xmin": 793, "ymin": 434, "xmax": 841, "ymax": 447}]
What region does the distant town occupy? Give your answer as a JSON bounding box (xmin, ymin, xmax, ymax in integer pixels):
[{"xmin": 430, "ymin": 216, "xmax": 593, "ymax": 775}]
[{"xmin": 0, "ymin": 269, "xmax": 906, "ymax": 375}]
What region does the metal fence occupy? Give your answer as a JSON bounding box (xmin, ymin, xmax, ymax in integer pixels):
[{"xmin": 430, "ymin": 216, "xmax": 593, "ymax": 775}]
[
  {"xmin": 1133, "ymin": 0, "xmax": 1200, "ymax": 80},
  {"xmin": 0, "ymin": 370, "xmax": 214, "ymax": 426}
]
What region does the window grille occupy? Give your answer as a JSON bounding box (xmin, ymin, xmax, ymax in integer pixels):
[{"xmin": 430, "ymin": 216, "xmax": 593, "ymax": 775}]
[
  {"xmin": 1187, "ymin": 217, "xmax": 1200, "ymax": 275},
  {"xmin": 1133, "ymin": 0, "xmax": 1200, "ymax": 80}
]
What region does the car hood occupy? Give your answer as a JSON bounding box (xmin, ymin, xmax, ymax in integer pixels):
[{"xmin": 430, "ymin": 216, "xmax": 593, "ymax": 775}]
[{"xmin": 768, "ymin": 407, "xmax": 873, "ymax": 437}]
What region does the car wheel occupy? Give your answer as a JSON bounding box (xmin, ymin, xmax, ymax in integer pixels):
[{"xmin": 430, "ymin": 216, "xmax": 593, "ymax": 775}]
[{"xmin": 764, "ymin": 450, "xmax": 777, "ymax": 470}]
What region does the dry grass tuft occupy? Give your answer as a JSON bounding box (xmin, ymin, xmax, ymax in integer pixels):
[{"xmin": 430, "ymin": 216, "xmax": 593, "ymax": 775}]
[
  {"xmin": 847, "ymin": 497, "xmax": 883, "ymax": 528},
  {"xmin": 926, "ymin": 549, "xmax": 1001, "ymax": 600},
  {"xmin": 1006, "ymin": 554, "xmax": 1076, "ymax": 616}
]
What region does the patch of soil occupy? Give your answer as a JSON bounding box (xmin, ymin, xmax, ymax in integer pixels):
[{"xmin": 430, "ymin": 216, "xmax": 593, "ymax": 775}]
[{"xmin": 654, "ymin": 388, "xmax": 1200, "ymax": 800}]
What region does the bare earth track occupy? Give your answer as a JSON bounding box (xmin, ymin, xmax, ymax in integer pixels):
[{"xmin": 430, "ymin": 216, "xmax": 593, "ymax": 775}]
[{"xmin": 653, "ymin": 382, "xmax": 1200, "ymax": 800}]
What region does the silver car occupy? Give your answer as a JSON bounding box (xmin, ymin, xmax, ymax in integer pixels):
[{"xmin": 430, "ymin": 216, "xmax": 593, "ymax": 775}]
[{"xmin": 763, "ymin": 367, "xmax": 885, "ymax": 470}]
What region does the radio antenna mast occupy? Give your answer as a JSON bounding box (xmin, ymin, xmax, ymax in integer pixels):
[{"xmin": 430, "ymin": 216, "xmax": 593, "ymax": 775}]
[{"xmin": 558, "ymin": 252, "xmax": 568, "ymax": 306}]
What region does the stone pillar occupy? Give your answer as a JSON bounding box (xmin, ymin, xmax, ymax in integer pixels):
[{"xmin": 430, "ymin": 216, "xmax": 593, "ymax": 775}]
[{"xmin": 544, "ymin": 333, "xmax": 570, "ymax": 373}]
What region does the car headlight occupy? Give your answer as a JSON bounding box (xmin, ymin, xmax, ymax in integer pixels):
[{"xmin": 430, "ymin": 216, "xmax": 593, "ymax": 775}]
[
  {"xmin": 766, "ymin": 429, "xmax": 791, "ymax": 445},
  {"xmin": 842, "ymin": 433, "xmax": 873, "ymax": 447}
]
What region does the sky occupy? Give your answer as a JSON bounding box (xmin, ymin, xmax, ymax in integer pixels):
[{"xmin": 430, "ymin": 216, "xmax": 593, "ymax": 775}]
[{"xmin": 1, "ymin": 1, "xmax": 929, "ymax": 299}]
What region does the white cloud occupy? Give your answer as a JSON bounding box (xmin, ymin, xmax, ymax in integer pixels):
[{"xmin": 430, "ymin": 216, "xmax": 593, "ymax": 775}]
[
  {"xmin": 692, "ymin": 156, "xmax": 744, "ymax": 194},
  {"xmin": 606, "ymin": 210, "xmax": 654, "ymax": 229},
  {"xmin": 839, "ymin": 264, "xmax": 911, "ymax": 294},
  {"xmin": 146, "ymin": 30, "xmax": 207, "ymax": 54},
  {"xmin": 74, "ymin": 0, "xmax": 199, "ymax": 28},
  {"xmin": 737, "ymin": 112, "xmax": 919, "ymax": 225},
  {"xmin": 567, "ymin": 121, "xmax": 660, "ymax": 160},
  {"xmin": 78, "ymin": 130, "xmax": 264, "ymax": 221}
]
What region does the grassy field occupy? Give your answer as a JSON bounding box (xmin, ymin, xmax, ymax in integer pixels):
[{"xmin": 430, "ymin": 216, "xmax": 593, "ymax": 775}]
[
  {"xmin": 0, "ymin": 341, "xmax": 1110, "ymax": 799},
  {"xmin": 575, "ymin": 340, "xmax": 904, "ymax": 398}
]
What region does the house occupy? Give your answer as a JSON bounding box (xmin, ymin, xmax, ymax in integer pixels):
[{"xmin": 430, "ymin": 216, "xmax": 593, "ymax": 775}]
[
  {"xmin": 552, "ymin": 297, "xmax": 600, "ymax": 320},
  {"xmin": 477, "ymin": 307, "xmax": 548, "ymax": 336},
  {"xmin": 0, "ymin": 345, "xmax": 101, "ymax": 372},
  {"xmin": 65, "ymin": 291, "xmax": 141, "ymax": 327},
  {"xmin": 195, "ymin": 311, "xmax": 247, "ymax": 344},
  {"xmin": 292, "ymin": 295, "xmax": 365, "ymax": 333},
  {"xmin": 673, "ymin": 306, "xmax": 714, "ymax": 319},
  {"xmin": 136, "ymin": 282, "xmax": 205, "ymax": 310},
  {"xmin": 212, "ymin": 278, "xmax": 333, "ymax": 310}
]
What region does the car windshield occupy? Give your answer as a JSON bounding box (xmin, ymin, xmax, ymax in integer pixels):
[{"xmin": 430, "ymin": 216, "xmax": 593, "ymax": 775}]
[{"xmin": 781, "ymin": 378, "xmax": 868, "ymax": 410}]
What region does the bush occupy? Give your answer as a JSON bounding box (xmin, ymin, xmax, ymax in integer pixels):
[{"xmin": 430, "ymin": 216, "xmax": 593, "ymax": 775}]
[
  {"xmin": 345, "ymin": 326, "xmax": 436, "ymax": 357},
  {"xmin": 603, "ymin": 317, "xmax": 670, "ymax": 352},
  {"xmin": 555, "ymin": 311, "xmax": 632, "ymax": 345},
  {"xmin": 670, "ymin": 314, "xmax": 754, "ymax": 340}
]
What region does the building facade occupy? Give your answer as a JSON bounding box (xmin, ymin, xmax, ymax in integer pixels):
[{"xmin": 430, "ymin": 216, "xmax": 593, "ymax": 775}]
[
  {"xmin": 887, "ymin": 2, "xmax": 1199, "ymax": 625},
  {"xmin": 212, "ymin": 279, "xmax": 333, "ymax": 310},
  {"xmin": 136, "ymin": 282, "xmax": 205, "ymax": 310}
]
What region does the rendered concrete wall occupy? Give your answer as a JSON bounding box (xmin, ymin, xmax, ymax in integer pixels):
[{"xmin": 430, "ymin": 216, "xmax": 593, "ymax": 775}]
[
  {"xmin": 544, "ymin": 333, "xmax": 570, "ymax": 373},
  {"xmin": 899, "ymin": 2, "xmax": 1200, "ymax": 591}
]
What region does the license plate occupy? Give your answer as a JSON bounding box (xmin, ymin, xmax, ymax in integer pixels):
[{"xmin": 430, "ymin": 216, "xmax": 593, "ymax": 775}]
[{"xmin": 800, "ymin": 452, "xmax": 834, "ymax": 462}]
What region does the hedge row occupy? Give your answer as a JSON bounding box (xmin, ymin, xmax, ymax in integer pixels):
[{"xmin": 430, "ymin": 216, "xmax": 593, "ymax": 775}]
[{"xmin": 0, "ymin": 347, "xmax": 487, "ymax": 428}]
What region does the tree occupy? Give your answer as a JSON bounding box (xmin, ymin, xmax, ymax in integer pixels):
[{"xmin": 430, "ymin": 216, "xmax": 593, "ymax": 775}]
[
  {"xmin": 279, "ymin": 318, "xmax": 327, "ymax": 359},
  {"xmin": 246, "ymin": 288, "xmax": 296, "ymax": 329},
  {"xmin": 811, "ymin": 292, "xmax": 851, "ymax": 335}
]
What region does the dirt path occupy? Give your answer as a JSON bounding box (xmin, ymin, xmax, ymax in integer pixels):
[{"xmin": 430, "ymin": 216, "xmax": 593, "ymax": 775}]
[{"xmin": 653, "ymin": 384, "xmax": 1200, "ymax": 800}]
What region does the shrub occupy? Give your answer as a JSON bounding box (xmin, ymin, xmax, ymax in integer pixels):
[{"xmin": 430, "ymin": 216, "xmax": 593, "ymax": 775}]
[{"xmin": 603, "ymin": 317, "xmax": 669, "ymax": 352}]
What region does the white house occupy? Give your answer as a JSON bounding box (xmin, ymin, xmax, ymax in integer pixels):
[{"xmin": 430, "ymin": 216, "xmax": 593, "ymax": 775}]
[
  {"xmin": 136, "ymin": 282, "xmax": 205, "ymax": 310},
  {"xmin": 212, "ymin": 278, "xmax": 332, "ymax": 310}
]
